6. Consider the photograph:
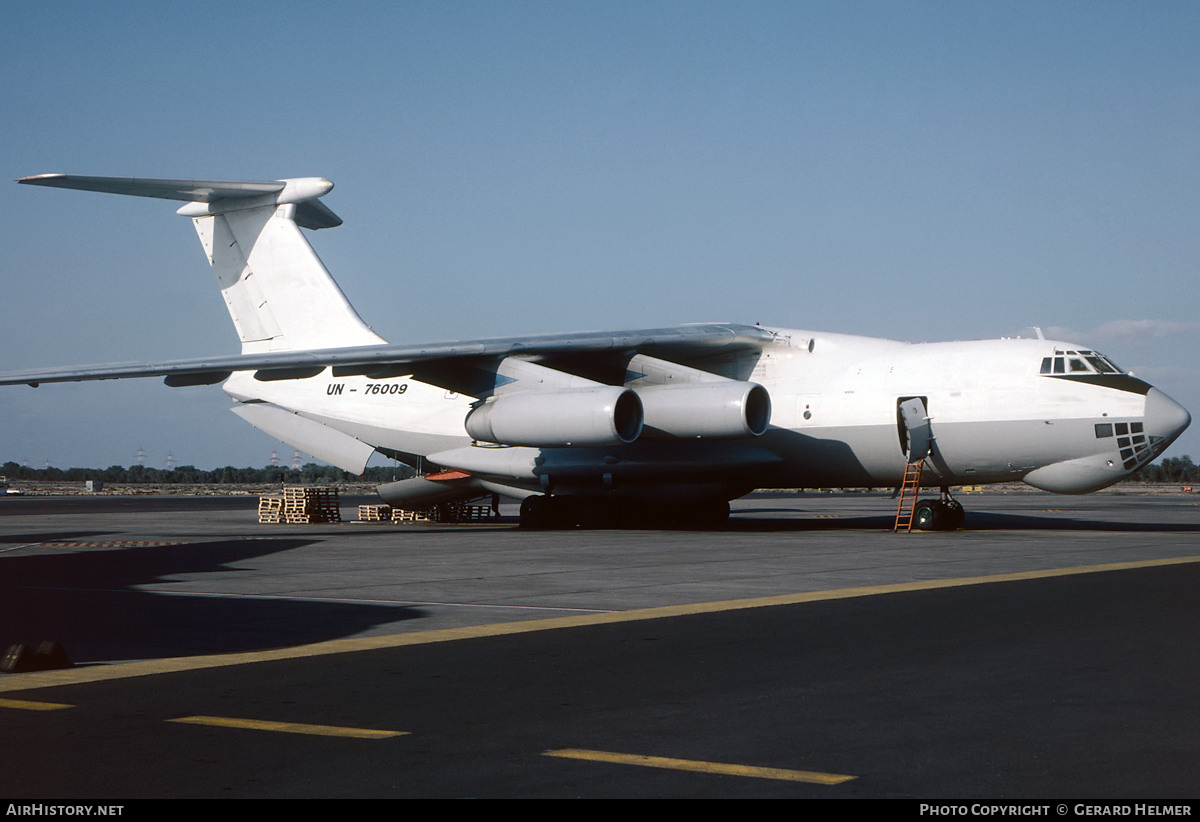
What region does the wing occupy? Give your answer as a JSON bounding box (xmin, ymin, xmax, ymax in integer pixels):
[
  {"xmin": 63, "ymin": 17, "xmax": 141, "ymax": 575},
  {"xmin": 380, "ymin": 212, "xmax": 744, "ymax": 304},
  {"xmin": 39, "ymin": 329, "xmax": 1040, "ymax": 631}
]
[{"xmin": 0, "ymin": 323, "xmax": 776, "ymax": 388}]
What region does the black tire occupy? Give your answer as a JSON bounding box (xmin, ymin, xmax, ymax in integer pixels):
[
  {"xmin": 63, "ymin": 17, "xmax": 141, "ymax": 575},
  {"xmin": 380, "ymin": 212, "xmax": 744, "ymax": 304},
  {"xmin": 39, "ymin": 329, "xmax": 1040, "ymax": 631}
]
[
  {"xmin": 520, "ymin": 495, "xmax": 560, "ymax": 529},
  {"xmin": 575, "ymin": 498, "xmax": 618, "ymax": 530},
  {"xmin": 690, "ymin": 499, "xmax": 731, "ymax": 529},
  {"xmin": 914, "ymin": 498, "xmax": 942, "ymax": 531},
  {"xmin": 943, "ymin": 499, "xmax": 965, "ymax": 530},
  {"xmin": 519, "ymin": 495, "xmax": 544, "ymax": 529}
]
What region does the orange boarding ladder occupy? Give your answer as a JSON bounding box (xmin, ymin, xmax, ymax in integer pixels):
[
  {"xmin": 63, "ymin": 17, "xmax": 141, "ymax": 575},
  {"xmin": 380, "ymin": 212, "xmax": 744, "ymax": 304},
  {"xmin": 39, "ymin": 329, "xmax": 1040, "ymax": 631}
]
[{"xmin": 893, "ymin": 459, "xmax": 926, "ymax": 532}]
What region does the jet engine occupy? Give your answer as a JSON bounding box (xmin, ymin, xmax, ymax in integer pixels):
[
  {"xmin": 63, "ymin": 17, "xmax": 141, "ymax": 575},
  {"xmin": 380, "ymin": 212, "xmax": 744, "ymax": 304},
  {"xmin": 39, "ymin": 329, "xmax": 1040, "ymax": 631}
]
[
  {"xmin": 636, "ymin": 381, "xmax": 771, "ymax": 439},
  {"xmin": 464, "ymin": 386, "xmax": 644, "ymax": 447}
]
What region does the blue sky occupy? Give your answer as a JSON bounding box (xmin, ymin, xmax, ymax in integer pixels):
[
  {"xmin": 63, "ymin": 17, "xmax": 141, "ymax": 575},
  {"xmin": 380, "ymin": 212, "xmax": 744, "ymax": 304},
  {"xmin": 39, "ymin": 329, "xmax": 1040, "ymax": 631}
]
[{"xmin": 2, "ymin": 1, "xmax": 1198, "ymax": 470}]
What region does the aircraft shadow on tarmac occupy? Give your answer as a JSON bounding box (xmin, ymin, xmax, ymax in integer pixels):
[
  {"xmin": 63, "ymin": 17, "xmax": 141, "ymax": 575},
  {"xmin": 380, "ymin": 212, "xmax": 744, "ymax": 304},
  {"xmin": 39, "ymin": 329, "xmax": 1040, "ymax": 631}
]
[
  {"xmin": 387, "ymin": 508, "xmax": 1199, "ymax": 533},
  {"xmin": 0, "ymin": 538, "xmax": 427, "ymax": 665},
  {"xmin": 728, "ymin": 507, "xmax": 1200, "ymax": 532}
]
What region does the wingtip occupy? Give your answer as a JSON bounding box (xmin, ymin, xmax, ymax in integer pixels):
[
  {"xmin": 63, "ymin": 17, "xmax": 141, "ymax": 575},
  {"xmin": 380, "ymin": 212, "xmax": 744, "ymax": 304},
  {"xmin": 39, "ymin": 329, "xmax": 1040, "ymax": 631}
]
[{"xmin": 16, "ymin": 173, "xmax": 66, "ymax": 184}]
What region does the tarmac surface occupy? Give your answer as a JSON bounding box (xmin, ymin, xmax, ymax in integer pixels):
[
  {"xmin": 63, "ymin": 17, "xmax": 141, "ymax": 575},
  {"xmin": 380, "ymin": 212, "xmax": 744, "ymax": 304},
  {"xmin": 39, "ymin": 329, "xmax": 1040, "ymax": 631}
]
[{"xmin": 1, "ymin": 489, "xmax": 1198, "ymax": 798}]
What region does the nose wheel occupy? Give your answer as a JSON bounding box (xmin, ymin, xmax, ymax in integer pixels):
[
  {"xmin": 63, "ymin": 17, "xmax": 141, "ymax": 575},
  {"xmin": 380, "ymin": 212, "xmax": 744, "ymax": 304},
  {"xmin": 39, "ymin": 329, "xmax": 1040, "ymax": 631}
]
[{"xmin": 913, "ymin": 493, "xmax": 965, "ymax": 531}]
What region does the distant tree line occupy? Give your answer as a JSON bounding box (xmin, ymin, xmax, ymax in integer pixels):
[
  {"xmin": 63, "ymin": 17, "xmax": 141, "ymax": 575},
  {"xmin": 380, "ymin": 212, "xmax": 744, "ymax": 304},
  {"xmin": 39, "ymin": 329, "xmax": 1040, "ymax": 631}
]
[
  {"xmin": 3, "ymin": 456, "xmax": 1196, "ymax": 485},
  {"xmin": 0, "ymin": 461, "xmax": 415, "ymax": 485},
  {"xmin": 1127, "ymin": 455, "xmax": 1199, "ymax": 484}
]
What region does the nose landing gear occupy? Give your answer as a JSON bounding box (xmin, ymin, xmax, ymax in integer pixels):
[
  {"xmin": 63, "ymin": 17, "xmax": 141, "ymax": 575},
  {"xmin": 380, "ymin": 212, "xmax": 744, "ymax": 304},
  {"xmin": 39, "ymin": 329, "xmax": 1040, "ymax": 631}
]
[{"xmin": 912, "ymin": 492, "xmax": 965, "ymax": 531}]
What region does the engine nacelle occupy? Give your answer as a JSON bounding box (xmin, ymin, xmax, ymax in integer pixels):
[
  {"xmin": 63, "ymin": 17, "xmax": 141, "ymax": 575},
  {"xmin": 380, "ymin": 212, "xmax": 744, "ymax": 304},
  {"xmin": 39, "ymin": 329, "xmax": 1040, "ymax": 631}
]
[
  {"xmin": 636, "ymin": 381, "xmax": 771, "ymax": 439},
  {"xmin": 376, "ymin": 474, "xmax": 486, "ymax": 508},
  {"xmin": 464, "ymin": 386, "xmax": 644, "ymax": 447}
]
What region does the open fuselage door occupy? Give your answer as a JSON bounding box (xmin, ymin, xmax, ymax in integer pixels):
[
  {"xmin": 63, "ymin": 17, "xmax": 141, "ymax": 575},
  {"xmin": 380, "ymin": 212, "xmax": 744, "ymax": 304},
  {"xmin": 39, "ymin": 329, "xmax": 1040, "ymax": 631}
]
[
  {"xmin": 897, "ymin": 396, "xmax": 932, "ymax": 462},
  {"xmin": 894, "ymin": 396, "xmax": 954, "ymax": 531}
]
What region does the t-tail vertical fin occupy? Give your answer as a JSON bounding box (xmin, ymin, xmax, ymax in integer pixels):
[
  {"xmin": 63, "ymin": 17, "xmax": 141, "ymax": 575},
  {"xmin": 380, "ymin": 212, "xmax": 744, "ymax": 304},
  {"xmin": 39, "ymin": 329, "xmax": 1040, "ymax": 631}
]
[{"xmin": 191, "ymin": 202, "xmax": 385, "ymax": 353}]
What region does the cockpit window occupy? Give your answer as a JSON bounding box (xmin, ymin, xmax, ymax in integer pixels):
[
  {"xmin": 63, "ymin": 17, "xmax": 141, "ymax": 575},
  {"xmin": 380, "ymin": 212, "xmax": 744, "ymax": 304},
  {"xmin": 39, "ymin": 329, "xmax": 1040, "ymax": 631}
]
[
  {"xmin": 1040, "ymin": 349, "xmax": 1125, "ymax": 376},
  {"xmin": 1085, "ymin": 355, "xmax": 1118, "ymax": 374}
]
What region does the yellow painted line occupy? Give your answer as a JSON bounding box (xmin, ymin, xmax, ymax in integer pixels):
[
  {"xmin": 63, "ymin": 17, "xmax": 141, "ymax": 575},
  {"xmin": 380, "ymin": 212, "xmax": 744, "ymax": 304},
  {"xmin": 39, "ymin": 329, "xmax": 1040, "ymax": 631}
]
[
  {"xmin": 0, "ymin": 697, "xmax": 73, "ymax": 710},
  {"xmin": 167, "ymin": 715, "xmax": 407, "ymax": 739},
  {"xmin": 4, "ymin": 553, "xmax": 1200, "ymax": 694},
  {"xmin": 544, "ymin": 748, "xmax": 855, "ymax": 784}
]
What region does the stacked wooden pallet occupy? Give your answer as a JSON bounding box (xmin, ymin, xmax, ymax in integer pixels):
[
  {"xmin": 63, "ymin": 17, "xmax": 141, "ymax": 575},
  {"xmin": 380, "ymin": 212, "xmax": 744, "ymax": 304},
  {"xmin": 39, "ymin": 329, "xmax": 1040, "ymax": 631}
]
[
  {"xmin": 255, "ymin": 487, "xmax": 343, "ymax": 524},
  {"xmin": 262, "ymin": 492, "xmax": 500, "ymax": 526},
  {"xmin": 357, "ymin": 504, "xmax": 393, "ymax": 522},
  {"xmin": 258, "ymin": 496, "xmax": 283, "ymax": 524},
  {"xmin": 283, "ymin": 487, "xmax": 341, "ymax": 523},
  {"xmin": 391, "ymin": 507, "xmax": 439, "ymax": 524},
  {"xmin": 443, "ymin": 503, "xmax": 495, "ymax": 522},
  {"xmin": 388, "ymin": 500, "xmax": 498, "ymax": 524}
]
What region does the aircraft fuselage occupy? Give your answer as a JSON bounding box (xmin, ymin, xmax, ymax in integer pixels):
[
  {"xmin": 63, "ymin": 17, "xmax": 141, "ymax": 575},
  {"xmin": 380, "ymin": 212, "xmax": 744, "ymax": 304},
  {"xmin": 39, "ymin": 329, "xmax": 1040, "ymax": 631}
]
[{"xmin": 224, "ymin": 327, "xmax": 1189, "ymax": 502}]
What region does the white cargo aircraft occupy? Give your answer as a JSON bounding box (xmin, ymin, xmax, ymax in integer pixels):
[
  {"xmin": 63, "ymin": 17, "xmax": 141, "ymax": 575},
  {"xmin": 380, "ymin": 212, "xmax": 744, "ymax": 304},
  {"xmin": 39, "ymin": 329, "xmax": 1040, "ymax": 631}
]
[{"xmin": 3, "ymin": 174, "xmax": 1191, "ymax": 529}]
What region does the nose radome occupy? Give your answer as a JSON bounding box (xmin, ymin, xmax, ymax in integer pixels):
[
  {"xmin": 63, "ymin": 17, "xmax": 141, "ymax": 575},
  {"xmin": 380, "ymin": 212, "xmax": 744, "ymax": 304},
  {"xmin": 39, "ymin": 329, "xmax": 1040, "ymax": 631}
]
[{"xmin": 1145, "ymin": 388, "xmax": 1191, "ymax": 446}]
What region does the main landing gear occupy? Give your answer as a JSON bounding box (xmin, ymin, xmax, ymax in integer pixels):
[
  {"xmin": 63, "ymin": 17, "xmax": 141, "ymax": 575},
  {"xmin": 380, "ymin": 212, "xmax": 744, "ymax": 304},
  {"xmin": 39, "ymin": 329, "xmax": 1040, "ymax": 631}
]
[
  {"xmin": 519, "ymin": 494, "xmax": 731, "ymax": 530},
  {"xmin": 911, "ymin": 491, "xmax": 965, "ymax": 531}
]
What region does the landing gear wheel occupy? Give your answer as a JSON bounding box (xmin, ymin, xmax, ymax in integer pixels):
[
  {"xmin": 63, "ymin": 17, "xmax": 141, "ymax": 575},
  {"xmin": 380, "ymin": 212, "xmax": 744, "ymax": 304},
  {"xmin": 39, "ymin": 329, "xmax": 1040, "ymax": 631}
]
[
  {"xmin": 575, "ymin": 498, "xmax": 617, "ymax": 530},
  {"xmin": 519, "ymin": 495, "xmax": 551, "ymax": 529},
  {"xmin": 942, "ymin": 498, "xmax": 965, "ymax": 530},
  {"xmin": 520, "ymin": 496, "xmax": 732, "ymax": 530},
  {"xmin": 520, "ymin": 495, "xmax": 574, "ymax": 529},
  {"xmin": 913, "ymin": 497, "xmax": 964, "ymax": 531},
  {"xmin": 913, "ymin": 498, "xmax": 943, "ymax": 531},
  {"xmin": 521, "ymin": 496, "xmax": 613, "ymax": 529},
  {"xmin": 690, "ymin": 500, "xmax": 731, "ymax": 529}
]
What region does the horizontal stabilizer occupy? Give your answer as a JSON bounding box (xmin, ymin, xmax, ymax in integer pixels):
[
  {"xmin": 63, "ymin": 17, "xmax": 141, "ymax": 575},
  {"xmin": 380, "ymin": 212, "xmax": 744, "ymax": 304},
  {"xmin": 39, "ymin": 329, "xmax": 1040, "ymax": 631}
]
[
  {"xmin": 17, "ymin": 174, "xmax": 285, "ymax": 203},
  {"xmin": 17, "ymin": 174, "xmax": 342, "ymax": 227}
]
